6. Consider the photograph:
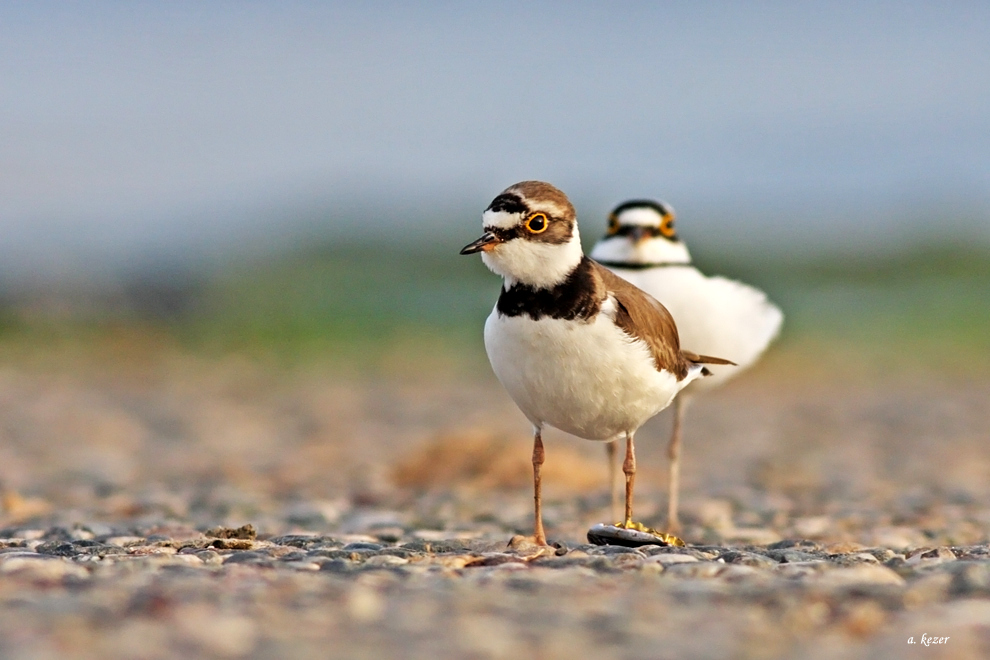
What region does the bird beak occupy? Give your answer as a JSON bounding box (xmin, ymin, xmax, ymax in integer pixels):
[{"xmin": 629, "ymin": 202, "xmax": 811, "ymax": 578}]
[
  {"xmin": 460, "ymin": 231, "xmax": 501, "ymax": 255},
  {"xmin": 630, "ymin": 226, "xmax": 649, "ymax": 244}
]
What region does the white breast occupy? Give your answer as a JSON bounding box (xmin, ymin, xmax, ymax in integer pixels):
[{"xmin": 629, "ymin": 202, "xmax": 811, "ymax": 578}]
[
  {"xmin": 484, "ymin": 305, "xmax": 695, "ymax": 440},
  {"xmin": 615, "ymin": 266, "xmax": 783, "ymax": 391}
]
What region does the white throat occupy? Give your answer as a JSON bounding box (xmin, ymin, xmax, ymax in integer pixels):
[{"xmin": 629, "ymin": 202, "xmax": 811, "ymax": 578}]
[
  {"xmin": 482, "ymin": 226, "xmax": 584, "ymax": 289},
  {"xmin": 590, "ymin": 235, "xmax": 691, "ymax": 265}
]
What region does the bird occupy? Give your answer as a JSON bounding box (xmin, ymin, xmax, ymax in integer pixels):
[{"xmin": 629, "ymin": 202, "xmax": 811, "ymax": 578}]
[
  {"xmin": 590, "ymin": 199, "xmax": 784, "ymax": 533},
  {"xmin": 460, "ymin": 181, "xmax": 732, "ymax": 546}
]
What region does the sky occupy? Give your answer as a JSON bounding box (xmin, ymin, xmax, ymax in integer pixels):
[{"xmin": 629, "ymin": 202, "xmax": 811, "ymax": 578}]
[{"xmin": 1, "ymin": 1, "xmax": 988, "ymax": 279}]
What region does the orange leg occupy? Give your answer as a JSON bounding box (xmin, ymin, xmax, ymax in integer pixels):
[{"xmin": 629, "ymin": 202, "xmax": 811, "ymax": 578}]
[
  {"xmin": 532, "ymin": 429, "xmax": 548, "ymax": 546},
  {"xmin": 622, "ymin": 432, "xmax": 636, "ymax": 527}
]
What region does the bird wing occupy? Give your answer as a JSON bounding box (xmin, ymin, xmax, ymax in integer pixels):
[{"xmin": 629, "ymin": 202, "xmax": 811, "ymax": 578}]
[{"xmin": 592, "ymin": 261, "xmax": 690, "ymax": 379}]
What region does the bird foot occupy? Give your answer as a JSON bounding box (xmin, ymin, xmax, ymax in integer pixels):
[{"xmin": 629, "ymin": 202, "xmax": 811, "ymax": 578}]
[
  {"xmin": 610, "ymin": 521, "xmax": 686, "ymax": 547},
  {"xmin": 506, "ymin": 534, "xmax": 556, "ymax": 558}
]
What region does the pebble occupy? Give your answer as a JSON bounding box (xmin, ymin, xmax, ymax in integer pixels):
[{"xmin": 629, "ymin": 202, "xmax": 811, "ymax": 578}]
[
  {"xmin": 719, "ymin": 550, "xmax": 779, "ymax": 568},
  {"xmin": 2, "ymin": 522, "xmax": 990, "ymax": 658},
  {"xmin": 645, "ymin": 553, "xmax": 700, "ymax": 566}
]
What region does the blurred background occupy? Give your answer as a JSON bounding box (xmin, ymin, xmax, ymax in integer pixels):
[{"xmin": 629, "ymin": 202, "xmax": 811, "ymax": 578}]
[{"xmin": 0, "ymin": 2, "xmax": 988, "ymax": 534}]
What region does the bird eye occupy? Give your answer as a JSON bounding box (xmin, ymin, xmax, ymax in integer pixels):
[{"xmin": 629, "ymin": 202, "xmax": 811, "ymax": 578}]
[
  {"xmin": 607, "ymin": 214, "xmax": 619, "ymax": 235},
  {"xmin": 659, "ymin": 214, "xmax": 676, "ymax": 238},
  {"xmin": 525, "ymin": 212, "xmax": 549, "ymax": 234}
]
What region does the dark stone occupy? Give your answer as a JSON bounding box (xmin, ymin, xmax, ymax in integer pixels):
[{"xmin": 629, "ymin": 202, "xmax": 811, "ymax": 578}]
[
  {"xmin": 269, "ymin": 535, "xmax": 341, "ymax": 550},
  {"xmin": 35, "ymin": 542, "xmax": 78, "ymax": 557},
  {"xmin": 587, "ymin": 523, "xmax": 684, "ymax": 548},
  {"xmin": 719, "ymin": 551, "xmax": 779, "ymax": 568},
  {"xmin": 766, "ymin": 539, "xmax": 824, "ymax": 551},
  {"xmin": 341, "ymin": 542, "xmax": 383, "ymax": 552},
  {"xmin": 764, "ymin": 549, "xmax": 824, "ymax": 563},
  {"xmin": 400, "ymin": 540, "xmax": 473, "ymax": 554},
  {"xmin": 277, "ymin": 551, "xmax": 308, "ymax": 562},
  {"xmin": 223, "ymin": 551, "xmax": 274, "ymax": 566}
]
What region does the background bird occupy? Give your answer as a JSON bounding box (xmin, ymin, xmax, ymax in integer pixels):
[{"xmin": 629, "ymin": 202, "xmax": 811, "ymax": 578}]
[
  {"xmin": 590, "ymin": 200, "xmax": 784, "ymax": 533},
  {"xmin": 461, "ymin": 182, "xmax": 731, "ymax": 546}
]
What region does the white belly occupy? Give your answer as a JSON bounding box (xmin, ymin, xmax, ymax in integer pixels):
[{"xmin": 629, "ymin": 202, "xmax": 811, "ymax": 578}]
[
  {"xmin": 484, "ymin": 308, "xmax": 686, "ymax": 440},
  {"xmin": 618, "ymin": 267, "xmax": 783, "ymax": 392}
]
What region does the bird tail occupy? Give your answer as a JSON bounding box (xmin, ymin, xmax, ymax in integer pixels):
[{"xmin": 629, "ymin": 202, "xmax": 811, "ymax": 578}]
[{"xmin": 681, "ymin": 350, "xmax": 736, "ymax": 377}]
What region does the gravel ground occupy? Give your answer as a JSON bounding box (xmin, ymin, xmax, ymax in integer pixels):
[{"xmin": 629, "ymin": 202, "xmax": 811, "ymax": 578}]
[{"xmin": 1, "ymin": 350, "xmax": 989, "ymax": 659}]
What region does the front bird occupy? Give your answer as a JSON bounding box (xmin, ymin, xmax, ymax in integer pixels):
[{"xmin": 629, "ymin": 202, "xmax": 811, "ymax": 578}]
[
  {"xmin": 461, "ymin": 181, "xmax": 732, "ymax": 546},
  {"xmin": 590, "ymin": 200, "xmax": 784, "ymax": 533}
]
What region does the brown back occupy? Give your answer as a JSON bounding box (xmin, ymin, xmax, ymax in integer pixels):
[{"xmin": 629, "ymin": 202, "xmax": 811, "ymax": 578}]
[{"xmin": 592, "ymin": 261, "xmax": 734, "ymax": 379}]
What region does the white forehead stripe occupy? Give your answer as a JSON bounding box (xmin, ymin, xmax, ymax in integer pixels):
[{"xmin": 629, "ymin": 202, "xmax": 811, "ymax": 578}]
[
  {"xmin": 530, "ymin": 200, "xmax": 570, "ymax": 219},
  {"xmin": 617, "ymin": 207, "xmax": 669, "ymax": 228},
  {"xmin": 482, "ymin": 209, "xmax": 520, "ymax": 230}
]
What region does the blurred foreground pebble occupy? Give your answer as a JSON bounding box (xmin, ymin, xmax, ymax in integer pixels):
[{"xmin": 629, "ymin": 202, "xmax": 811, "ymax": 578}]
[{"xmin": 1, "ymin": 524, "xmax": 989, "ymax": 659}]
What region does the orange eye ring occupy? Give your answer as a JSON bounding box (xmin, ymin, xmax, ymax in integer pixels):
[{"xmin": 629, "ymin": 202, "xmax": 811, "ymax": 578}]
[
  {"xmin": 659, "ymin": 214, "xmax": 676, "ymax": 238},
  {"xmin": 525, "ymin": 212, "xmax": 549, "ymax": 234}
]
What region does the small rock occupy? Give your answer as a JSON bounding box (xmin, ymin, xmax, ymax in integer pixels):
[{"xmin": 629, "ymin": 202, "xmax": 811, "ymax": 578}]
[
  {"xmin": 223, "ymin": 551, "xmax": 274, "ymax": 566},
  {"xmin": 586, "ymin": 524, "xmax": 684, "ymax": 548},
  {"xmin": 363, "ymin": 554, "xmax": 410, "ymax": 567},
  {"xmin": 195, "ymin": 550, "xmax": 223, "ymax": 565},
  {"xmin": 645, "ymin": 553, "xmax": 699, "ymax": 566},
  {"xmin": 828, "ymin": 552, "xmax": 880, "ymax": 566},
  {"xmin": 209, "ymin": 539, "xmax": 254, "ymax": 551},
  {"xmin": 766, "ymin": 549, "xmax": 824, "ymax": 563},
  {"xmin": 341, "ymin": 542, "xmax": 384, "ymax": 552},
  {"xmin": 204, "ymin": 524, "xmax": 257, "ymax": 540},
  {"xmin": 268, "ymin": 534, "xmax": 331, "ymax": 549},
  {"xmin": 276, "ymin": 551, "xmax": 308, "ymax": 562},
  {"xmin": 776, "ymin": 561, "xmax": 830, "ymax": 580},
  {"xmin": 719, "ymin": 551, "xmax": 778, "ymax": 568}
]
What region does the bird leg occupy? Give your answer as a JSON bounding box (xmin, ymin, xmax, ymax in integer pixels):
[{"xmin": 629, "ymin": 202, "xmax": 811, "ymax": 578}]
[
  {"xmin": 532, "ymin": 428, "xmax": 548, "ymax": 546},
  {"xmin": 605, "ymin": 440, "xmax": 618, "ymax": 521},
  {"xmin": 667, "ymin": 396, "xmax": 690, "ymax": 533},
  {"xmin": 622, "ymin": 432, "xmax": 636, "ymax": 527}
]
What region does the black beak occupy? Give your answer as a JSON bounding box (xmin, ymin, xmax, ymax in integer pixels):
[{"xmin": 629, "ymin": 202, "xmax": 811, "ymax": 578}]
[
  {"xmin": 630, "ymin": 226, "xmax": 649, "ymax": 244},
  {"xmin": 460, "ymin": 231, "xmax": 501, "ymax": 255}
]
